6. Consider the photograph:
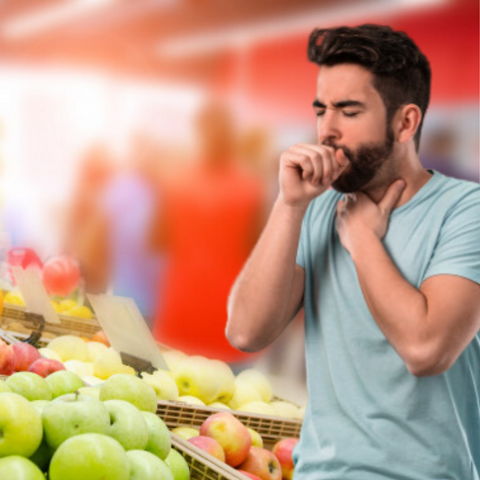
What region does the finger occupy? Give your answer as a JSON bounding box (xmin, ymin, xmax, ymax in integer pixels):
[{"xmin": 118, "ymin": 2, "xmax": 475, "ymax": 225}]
[
  {"xmin": 334, "ymin": 148, "xmax": 349, "ymax": 171},
  {"xmin": 378, "ymin": 179, "xmax": 406, "ymax": 215},
  {"xmin": 289, "ymin": 145, "xmax": 328, "ymax": 185},
  {"xmin": 282, "ymin": 151, "xmax": 316, "ymax": 182},
  {"xmin": 336, "ymin": 199, "xmax": 346, "ymax": 216}
]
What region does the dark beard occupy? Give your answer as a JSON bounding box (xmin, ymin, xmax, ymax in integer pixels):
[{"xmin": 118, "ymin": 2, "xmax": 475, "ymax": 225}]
[{"xmin": 329, "ymin": 127, "xmax": 395, "ymax": 193}]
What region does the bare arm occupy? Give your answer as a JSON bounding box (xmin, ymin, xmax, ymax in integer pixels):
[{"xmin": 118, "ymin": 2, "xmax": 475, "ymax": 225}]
[{"xmin": 226, "ymin": 144, "xmax": 349, "ymax": 352}]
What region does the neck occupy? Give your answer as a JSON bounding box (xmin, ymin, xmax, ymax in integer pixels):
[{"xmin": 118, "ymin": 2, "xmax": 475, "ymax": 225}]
[{"xmin": 361, "ymin": 151, "xmax": 432, "ymax": 208}]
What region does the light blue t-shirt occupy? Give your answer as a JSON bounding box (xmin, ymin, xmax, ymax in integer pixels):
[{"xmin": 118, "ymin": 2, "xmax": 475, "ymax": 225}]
[{"xmin": 294, "ymin": 171, "xmax": 480, "ymax": 480}]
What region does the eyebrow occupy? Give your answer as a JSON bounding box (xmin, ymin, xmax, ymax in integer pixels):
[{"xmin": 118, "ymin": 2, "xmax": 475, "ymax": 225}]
[{"xmin": 312, "ymin": 99, "xmax": 366, "ymax": 109}]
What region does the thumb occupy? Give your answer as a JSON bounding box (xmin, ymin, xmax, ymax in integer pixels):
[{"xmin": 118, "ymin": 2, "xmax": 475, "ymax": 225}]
[
  {"xmin": 379, "ymin": 179, "xmax": 406, "ymax": 215},
  {"xmin": 335, "ymin": 148, "xmax": 349, "ymax": 170}
]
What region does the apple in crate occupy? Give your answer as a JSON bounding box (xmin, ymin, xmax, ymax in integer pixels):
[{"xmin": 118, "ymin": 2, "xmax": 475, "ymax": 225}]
[
  {"xmin": 272, "ymin": 438, "xmax": 299, "ymax": 480},
  {"xmin": 127, "ymin": 450, "xmax": 174, "ymax": 480},
  {"xmin": 238, "ymin": 471, "xmax": 263, "ymax": 480},
  {"xmin": 142, "ymin": 411, "xmax": 172, "ymax": 460},
  {"xmin": 238, "ymin": 446, "xmax": 282, "ymax": 480},
  {"xmin": 12, "ymin": 343, "xmax": 41, "ymax": 371},
  {"xmin": 0, "ymin": 339, "xmax": 15, "ymax": 375},
  {"xmin": 172, "ymin": 426, "xmax": 200, "ymax": 440},
  {"xmin": 188, "ymin": 436, "xmax": 226, "ymax": 462},
  {"xmin": 200, "ymin": 412, "xmax": 251, "ymax": 467},
  {"xmin": 28, "ymin": 358, "xmax": 65, "ymax": 378},
  {"xmin": 165, "ymin": 449, "xmax": 190, "ymax": 480}
]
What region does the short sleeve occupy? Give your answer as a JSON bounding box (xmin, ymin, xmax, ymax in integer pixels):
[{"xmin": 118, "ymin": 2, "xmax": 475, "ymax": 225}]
[
  {"xmin": 423, "ymin": 189, "xmax": 480, "ymax": 285},
  {"xmin": 296, "ymin": 207, "xmax": 311, "ymax": 269}
]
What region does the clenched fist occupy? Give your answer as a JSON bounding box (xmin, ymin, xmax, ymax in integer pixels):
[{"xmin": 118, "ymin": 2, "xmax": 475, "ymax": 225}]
[{"xmin": 279, "ymin": 143, "xmax": 349, "ymax": 208}]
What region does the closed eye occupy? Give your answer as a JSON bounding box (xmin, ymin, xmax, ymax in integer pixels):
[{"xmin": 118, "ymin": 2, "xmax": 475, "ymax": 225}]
[{"xmin": 343, "ymin": 111, "xmax": 360, "ymax": 117}]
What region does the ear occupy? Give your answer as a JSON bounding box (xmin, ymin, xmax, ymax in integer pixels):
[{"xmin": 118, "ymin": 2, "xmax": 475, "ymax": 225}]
[{"xmin": 393, "ymin": 104, "xmax": 422, "ymax": 145}]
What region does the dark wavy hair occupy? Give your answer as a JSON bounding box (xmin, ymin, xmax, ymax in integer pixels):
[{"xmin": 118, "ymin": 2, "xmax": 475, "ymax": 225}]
[{"xmin": 308, "ymin": 25, "xmax": 431, "ymax": 151}]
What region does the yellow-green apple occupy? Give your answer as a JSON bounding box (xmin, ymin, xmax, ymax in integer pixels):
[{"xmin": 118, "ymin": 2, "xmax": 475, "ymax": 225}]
[
  {"xmin": 229, "ymin": 380, "xmax": 262, "ymax": 410},
  {"xmin": 238, "ymin": 401, "xmax": 276, "ymax": 416},
  {"xmin": 43, "ymin": 393, "xmax": 110, "ymax": 449},
  {"xmin": 38, "ymin": 347, "xmax": 63, "ymax": 362},
  {"xmin": 200, "ymin": 412, "xmax": 251, "ymax": 467},
  {"xmin": 177, "ymin": 395, "xmax": 205, "ymax": 405},
  {"xmin": 211, "ymin": 360, "xmax": 235, "ymax": 403},
  {"xmin": 48, "ymin": 335, "xmax": 89, "ymax": 362},
  {"xmin": 272, "ymin": 438, "xmax": 299, "ymax": 480},
  {"xmin": 208, "ymin": 401, "xmax": 231, "ymax": 410},
  {"xmin": 236, "ymin": 370, "xmax": 273, "ymax": 403},
  {"xmin": 31, "ymin": 399, "xmax": 51, "ymax": 413},
  {"xmin": 104, "ymin": 400, "xmax": 149, "ymax": 450},
  {"xmin": 188, "ymin": 436, "xmax": 226, "ymax": 462},
  {"xmin": 6, "ymin": 372, "xmax": 52, "ymax": 401},
  {"xmin": 0, "ymin": 340, "xmax": 15, "ymax": 375},
  {"xmin": 63, "ymin": 360, "xmax": 94, "ymax": 377},
  {"xmin": 0, "ymin": 456, "xmax": 44, "ymax": 480},
  {"xmin": 12, "ymin": 343, "xmax": 41, "ymax": 371},
  {"xmin": 142, "ymin": 411, "xmax": 171, "ymax": 460},
  {"xmin": 28, "ymin": 358, "xmax": 65, "ymax": 378},
  {"xmin": 238, "ymin": 447, "xmax": 282, "ymax": 480},
  {"xmin": 86, "ymin": 342, "xmax": 109, "ymax": 362},
  {"xmin": 127, "ymin": 450, "xmax": 174, "ymax": 480},
  {"xmin": 78, "ymin": 386, "xmax": 101, "ymax": 398},
  {"xmin": 270, "ymin": 401, "xmax": 298, "ymax": 419},
  {"xmin": 0, "ymin": 393, "xmax": 43, "ymax": 457},
  {"xmin": 0, "ymin": 380, "xmax": 10, "ymax": 393},
  {"xmin": 174, "ymin": 356, "xmax": 222, "ymax": 405},
  {"xmin": 80, "ymin": 375, "xmax": 104, "ymax": 386},
  {"xmin": 141, "ymin": 370, "xmax": 179, "ymax": 401},
  {"xmin": 45, "ymin": 370, "xmax": 84, "ymax": 398},
  {"xmin": 172, "ymin": 427, "xmax": 200, "ymax": 440},
  {"xmin": 237, "ymin": 471, "xmax": 263, "ymax": 480},
  {"xmin": 165, "ymin": 449, "xmax": 190, "ymax": 480},
  {"xmin": 162, "ymin": 350, "xmax": 187, "ymax": 372},
  {"xmin": 100, "ymin": 374, "xmax": 157, "ymax": 413},
  {"xmin": 49, "ymin": 433, "xmax": 130, "ymax": 480},
  {"xmin": 247, "ymin": 428, "xmax": 263, "ymax": 448}
]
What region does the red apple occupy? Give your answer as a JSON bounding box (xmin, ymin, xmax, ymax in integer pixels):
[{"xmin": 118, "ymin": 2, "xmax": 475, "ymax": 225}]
[
  {"xmin": 28, "ymin": 358, "xmax": 65, "ymax": 378},
  {"xmin": 42, "ymin": 255, "xmax": 80, "ymax": 296},
  {"xmin": 0, "ymin": 340, "xmax": 15, "ymax": 375},
  {"xmin": 272, "ymin": 438, "xmax": 299, "ymax": 480},
  {"xmin": 188, "ymin": 436, "xmax": 225, "ymax": 462},
  {"xmin": 200, "ymin": 412, "xmax": 251, "ymax": 467},
  {"xmin": 13, "ymin": 343, "xmax": 41, "ymax": 372},
  {"xmin": 238, "ymin": 447, "xmax": 282, "ymax": 480},
  {"xmin": 237, "ymin": 471, "xmax": 263, "ymax": 480}
]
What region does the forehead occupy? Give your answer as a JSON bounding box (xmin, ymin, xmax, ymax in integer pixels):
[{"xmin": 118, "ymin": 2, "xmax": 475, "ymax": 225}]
[{"xmin": 316, "ymin": 64, "xmax": 381, "ymax": 104}]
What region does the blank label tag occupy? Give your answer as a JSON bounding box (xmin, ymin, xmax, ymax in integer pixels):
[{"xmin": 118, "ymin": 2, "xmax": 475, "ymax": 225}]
[
  {"xmin": 87, "ymin": 293, "xmax": 169, "ymax": 371},
  {"xmin": 12, "ymin": 267, "xmax": 61, "ymax": 325}
]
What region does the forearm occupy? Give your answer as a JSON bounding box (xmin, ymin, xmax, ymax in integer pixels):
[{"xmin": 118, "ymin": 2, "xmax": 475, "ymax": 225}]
[
  {"xmin": 226, "ymin": 198, "xmax": 306, "ymax": 351},
  {"xmin": 350, "ymin": 235, "xmax": 435, "ymax": 374}
]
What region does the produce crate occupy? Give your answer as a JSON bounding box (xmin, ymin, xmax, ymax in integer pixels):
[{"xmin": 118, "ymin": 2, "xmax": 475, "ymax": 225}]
[
  {"xmin": 1, "ymin": 304, "xmax": 100, "ymax": 338},
  {"xmin": 171, "ymin": 433, "xmax": 248, "ymax": 480},
  {"xmin": 157, "ymin": 400, "xmax": 302, "ymax": 448}
]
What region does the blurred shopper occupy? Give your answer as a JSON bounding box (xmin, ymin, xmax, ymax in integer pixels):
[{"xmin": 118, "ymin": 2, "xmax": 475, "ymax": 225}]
[
  {"xmin": 227, "ymin": 25, "xmax": 480, "ymax": 479},
  {"xmin": 153, "ymin": 101, "xmax": 267, "ymax": 363}
]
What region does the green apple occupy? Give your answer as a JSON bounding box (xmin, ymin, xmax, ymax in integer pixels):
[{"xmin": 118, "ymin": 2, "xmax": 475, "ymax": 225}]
[
  {"xmin": 0, "ymin": 380, "xmax": 10, "ymax": 393},
  {"xmin": 247, "ymin": 428, "xmax": 264, "ymax": 448},
  {"xmin": 0, "ymin": 456, "xmax": 44, "ymax": 480},
  {"xmin": 174, "ymin": 356, "xmax": 222, "ymax": 405},
  {"xmin": 6, "ymin": 372, "xmax": 52, "ymax": 401},
  {"xmin": 47, "ymin": 335, "xmax": 89, "ymax": 362},
  {"xmin": 104, "ymin": 400, "xmax": 149, "ymax": 451},
  {"xmin": 49, "ymin": 433, "xmax": 130, "ymax": 480},
  {"xmin": 100, "ymin": 374, "xmax": 157, "ymax": 413},
  {"xmin": 142, "ymin": 411, "xmax": 171, "ymax": 460},
  {"xmin": 228, "ymin": 379, "xmax": 262, "ymax": 410},
  {"xmin": 141, "ymin": 370, "xmax": 179, "ymax": 401},
  {"xmin": 236, "ymin": 369, "xmax": 273, "ymax": 402},
  {"xmin": 45, "ymin": 370, "xmax": 84, "ymax": 398},
  {"xmin": 43, "ymin": 393, "xmax": 110, "ymax": 449},
  {"xmin": 171, "ymin": 427, "xmax": 200, "ymax": 440},
  {"xmin": 127, "ymin": 449, "xmax": 174, "ymax": 480},
  {"xmin": 31, "ymin": 399, "xmax": 51, "ymax": 414},
  {"xmin": 0, "ymin": 393, "xmax": 43, "ymax": 457},
  {"xmin": 177, "ymin": 395, "xmax": 205, "ymax": 405},
  {"xmin": 165, "ymin": 449, "xmax": 190, "ymax": 480}
]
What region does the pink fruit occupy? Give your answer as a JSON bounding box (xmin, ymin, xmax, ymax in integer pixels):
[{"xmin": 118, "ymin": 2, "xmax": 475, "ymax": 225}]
[
  {"xmin": 13, "ymin": 343, "xmax": 41, "ymax": 371},
  {"xmin": 272, "ymin": 438, "xmax": 299, "ymax": 480},
  {"xmin": 0, "ymin": 339, "xmax": 15, "ymax": 375},
  {"xmin": 238, "ymin": 446, "xmax": 282, "ymax": 480},
  {"xmin": 28, "ymin": 358, "xmax": 65, "ymax": 378},
  {"xmin": 188, "ymin": 436, "xmax": 226, "ymax": 462},
  {"xmin": 237, "ymin": 471, "xmax": 263, "ymax": 480},
  {"xmin": 43, "ymin": 255, "xmax": 80, "ymax": 296},
  {"xmin": 200, "ymin": 412, "xmax": 251, "ymax": 467}
]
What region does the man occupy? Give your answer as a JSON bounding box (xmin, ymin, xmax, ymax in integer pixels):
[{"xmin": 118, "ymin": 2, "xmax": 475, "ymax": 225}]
[{"xmin": 226, "ymin": 25, "xmax": 480, "ymax": 479}]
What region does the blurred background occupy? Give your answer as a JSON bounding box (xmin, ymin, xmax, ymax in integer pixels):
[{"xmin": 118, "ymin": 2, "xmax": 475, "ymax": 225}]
[{"xmin": 0, "ymin": 0, "xmax": 477, "ymax": 402}]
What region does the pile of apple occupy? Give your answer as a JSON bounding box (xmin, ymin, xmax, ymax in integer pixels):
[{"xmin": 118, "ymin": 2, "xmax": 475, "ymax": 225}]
[
  {"xmin": 0, "ymin": 367, "xmax": 191, "ymax": 480},
  {"xmin": 178, "ymin": 411, "xmax": 298, "ymax": 480}
]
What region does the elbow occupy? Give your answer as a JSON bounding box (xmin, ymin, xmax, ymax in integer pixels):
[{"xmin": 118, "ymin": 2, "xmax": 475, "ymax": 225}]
[
  {"xmin": 225, "ymin": 317, "xmax": 264, "ymax": 353},
  {"xmin": 404, "ymin": 344, "xmax": 453, "ymax": 377}
]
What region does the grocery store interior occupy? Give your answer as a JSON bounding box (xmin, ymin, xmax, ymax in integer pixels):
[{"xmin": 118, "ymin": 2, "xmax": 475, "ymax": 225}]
[{"xmin": 0, "ymin": 0, "xmax": 478, "ymax": 407}]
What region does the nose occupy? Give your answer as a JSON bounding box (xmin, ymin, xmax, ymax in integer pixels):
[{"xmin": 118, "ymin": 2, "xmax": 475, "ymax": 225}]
[{"xmin": 317, "ymin": 110, "xmax": 341, "ymax": 145}]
